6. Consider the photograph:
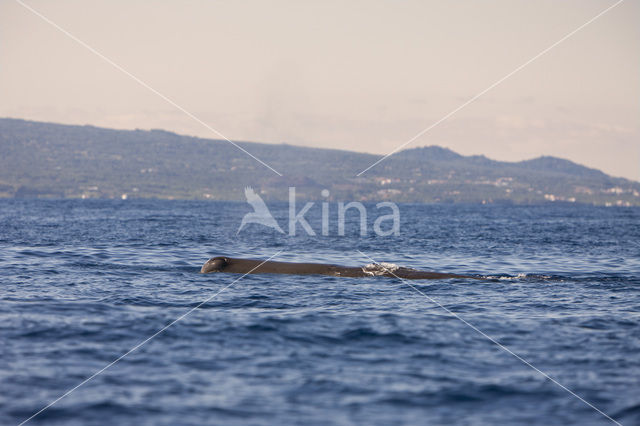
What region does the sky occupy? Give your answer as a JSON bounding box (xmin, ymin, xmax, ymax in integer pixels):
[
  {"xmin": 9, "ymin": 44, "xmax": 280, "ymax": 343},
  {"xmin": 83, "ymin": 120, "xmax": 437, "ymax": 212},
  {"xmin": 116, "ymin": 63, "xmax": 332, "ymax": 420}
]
[{"xmin": 1, "ymin": 0, "xmax": 638, "ymax": 180}]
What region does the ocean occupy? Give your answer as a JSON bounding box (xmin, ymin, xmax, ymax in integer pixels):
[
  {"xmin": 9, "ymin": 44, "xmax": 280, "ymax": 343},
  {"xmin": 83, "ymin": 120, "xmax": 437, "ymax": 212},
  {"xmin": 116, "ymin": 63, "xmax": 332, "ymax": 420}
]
[{"xmin": 1, "ymin": 199, "xmax": 639, "ymax": 425}]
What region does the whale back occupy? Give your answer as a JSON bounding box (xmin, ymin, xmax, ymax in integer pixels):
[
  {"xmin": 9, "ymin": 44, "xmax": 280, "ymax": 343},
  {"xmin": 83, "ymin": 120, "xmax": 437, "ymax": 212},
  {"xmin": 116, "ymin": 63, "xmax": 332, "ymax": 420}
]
[{"xmin": 200, "ymin": 256, "xmax": 479, "ymax": 280}]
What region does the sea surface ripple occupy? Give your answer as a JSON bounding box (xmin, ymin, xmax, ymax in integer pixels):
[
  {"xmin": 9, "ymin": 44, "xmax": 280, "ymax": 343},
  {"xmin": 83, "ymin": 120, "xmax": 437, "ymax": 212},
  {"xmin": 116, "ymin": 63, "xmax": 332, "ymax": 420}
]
[{"xmin": 1, "ymin": 200, "xmax": 639, "ymax": 425}]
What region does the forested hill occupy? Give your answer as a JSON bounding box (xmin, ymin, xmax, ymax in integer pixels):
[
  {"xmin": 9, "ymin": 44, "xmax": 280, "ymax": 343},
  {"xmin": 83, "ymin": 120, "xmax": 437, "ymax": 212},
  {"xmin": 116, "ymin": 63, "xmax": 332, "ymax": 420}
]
[{"xmin": 1, "ymin": 118, "xmax": 638, "ymax": 205}]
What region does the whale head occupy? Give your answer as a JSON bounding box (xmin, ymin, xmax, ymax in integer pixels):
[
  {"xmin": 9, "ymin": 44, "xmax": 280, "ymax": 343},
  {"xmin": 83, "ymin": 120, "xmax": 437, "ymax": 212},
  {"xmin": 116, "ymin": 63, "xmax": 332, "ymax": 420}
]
[{"xmin": 200, "ymin": 256, "xmax": 228, "ymax": 274}]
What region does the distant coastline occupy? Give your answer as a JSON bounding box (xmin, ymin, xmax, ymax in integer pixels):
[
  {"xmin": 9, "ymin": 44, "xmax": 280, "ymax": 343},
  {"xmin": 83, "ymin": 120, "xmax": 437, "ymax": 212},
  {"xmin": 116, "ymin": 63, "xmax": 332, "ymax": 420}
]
[{"xmin": 1, "ymin": 117, "xmax": 639, "ymax": 206}]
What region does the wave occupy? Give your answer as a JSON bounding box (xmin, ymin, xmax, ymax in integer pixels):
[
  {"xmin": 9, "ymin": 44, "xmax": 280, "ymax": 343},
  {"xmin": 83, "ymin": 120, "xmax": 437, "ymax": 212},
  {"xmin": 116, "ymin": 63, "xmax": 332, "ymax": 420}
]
[{"xmin": 479, "ymin": 273, "xmax": 563, "ymax": 281}]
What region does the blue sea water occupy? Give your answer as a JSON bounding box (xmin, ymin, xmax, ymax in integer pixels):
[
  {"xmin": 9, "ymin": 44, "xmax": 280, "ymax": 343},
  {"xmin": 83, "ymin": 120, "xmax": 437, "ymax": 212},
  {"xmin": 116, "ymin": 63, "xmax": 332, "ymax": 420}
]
[{"xmin": 1, "ymin": 199, "xmax": 639, "ymax": 425}]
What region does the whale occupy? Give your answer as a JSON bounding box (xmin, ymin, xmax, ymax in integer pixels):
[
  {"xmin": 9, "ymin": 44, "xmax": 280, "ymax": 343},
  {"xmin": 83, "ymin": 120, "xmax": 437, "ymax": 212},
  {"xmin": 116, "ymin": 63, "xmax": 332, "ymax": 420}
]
[{"xmin": 200, "ymin": 256, "xmax": 479, "ymax": 280}]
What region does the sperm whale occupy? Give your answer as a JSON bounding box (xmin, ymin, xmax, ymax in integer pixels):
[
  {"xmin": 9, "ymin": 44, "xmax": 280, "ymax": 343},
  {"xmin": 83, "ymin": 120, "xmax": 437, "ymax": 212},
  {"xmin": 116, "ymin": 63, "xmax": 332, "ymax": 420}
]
[{"xmin": 200, "ymin": 256, "xmax": 479, "ymax": 280}]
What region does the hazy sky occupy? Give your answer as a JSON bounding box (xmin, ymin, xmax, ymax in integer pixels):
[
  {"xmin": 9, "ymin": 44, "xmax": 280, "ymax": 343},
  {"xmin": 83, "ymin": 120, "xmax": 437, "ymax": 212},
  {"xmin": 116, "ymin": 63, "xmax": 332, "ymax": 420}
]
[{"xmin": 2, "ymin": 0, "xmax": 638, "ymax": 180}]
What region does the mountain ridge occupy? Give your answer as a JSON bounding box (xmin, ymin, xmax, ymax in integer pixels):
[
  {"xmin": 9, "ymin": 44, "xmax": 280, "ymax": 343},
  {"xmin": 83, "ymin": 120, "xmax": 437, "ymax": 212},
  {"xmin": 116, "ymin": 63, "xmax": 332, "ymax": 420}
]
[{"xmin": 1, "ymin": 117, "xmax": 638, "ymax": 205}]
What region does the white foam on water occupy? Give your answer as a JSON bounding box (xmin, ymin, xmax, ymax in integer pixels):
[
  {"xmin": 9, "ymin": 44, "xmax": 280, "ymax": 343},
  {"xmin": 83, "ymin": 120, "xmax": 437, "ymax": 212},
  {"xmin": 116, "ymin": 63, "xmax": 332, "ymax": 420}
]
[
  {"xmin": 479, "ymin": 273, "xmax": 527, "ymax": 280},
  {"xmin": 481, "ymin": 273, "xmax": 555, "ymax": 281}
]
